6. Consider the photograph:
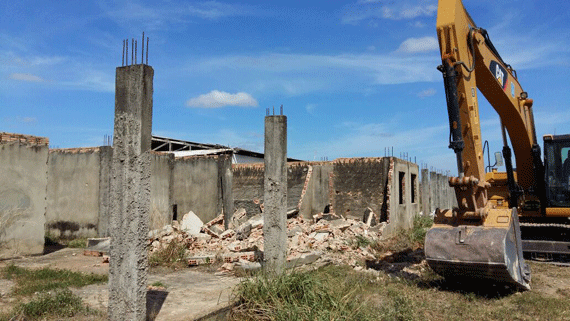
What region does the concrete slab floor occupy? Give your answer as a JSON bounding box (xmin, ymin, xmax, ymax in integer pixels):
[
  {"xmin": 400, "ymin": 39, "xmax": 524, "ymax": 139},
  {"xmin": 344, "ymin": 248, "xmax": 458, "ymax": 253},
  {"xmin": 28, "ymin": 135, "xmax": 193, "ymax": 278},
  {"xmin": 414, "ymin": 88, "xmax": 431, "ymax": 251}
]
[{"xmin": 0, "ymin": 248, "xmax": 240, "ymax": 321}]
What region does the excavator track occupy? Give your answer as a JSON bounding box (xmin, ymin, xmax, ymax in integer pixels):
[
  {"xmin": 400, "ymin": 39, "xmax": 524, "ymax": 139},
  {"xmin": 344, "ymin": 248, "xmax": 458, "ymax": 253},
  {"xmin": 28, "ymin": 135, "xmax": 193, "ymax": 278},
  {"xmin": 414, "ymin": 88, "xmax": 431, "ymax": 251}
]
[{"xmin": 520, "ymin": 222, "xmax": 570, "ymax": 262}]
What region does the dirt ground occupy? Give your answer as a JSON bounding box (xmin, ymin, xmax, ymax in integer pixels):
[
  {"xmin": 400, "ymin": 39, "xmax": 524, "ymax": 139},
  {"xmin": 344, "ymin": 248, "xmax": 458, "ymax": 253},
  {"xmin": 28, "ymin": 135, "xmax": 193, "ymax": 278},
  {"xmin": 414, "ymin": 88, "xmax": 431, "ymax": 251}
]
[
  {"xmin": 1, "ymin": 246, "xmax": 569, "ymax": 320},
  {"xmin": 0, "ymin": 246, "xmax": 239, "ymax": 320}
]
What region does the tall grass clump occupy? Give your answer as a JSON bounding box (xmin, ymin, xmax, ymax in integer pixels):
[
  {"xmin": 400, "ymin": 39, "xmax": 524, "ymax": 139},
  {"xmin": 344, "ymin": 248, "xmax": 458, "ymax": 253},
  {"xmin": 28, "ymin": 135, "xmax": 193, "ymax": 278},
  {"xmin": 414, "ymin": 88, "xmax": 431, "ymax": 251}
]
[
  {"xmin": 148, "ymin": 240, "xmax": 188, "ymax": 268},
  {"xmin": 230, "ymin": 266, "xmax": 376, "ymax": 321}
]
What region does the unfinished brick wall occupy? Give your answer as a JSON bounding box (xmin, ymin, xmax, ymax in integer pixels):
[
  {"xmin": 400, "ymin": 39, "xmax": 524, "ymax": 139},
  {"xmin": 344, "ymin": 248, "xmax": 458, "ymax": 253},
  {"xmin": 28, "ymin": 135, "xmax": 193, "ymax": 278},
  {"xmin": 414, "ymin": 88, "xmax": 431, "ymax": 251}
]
[
  {"xmin": 232, "ymin": 162, "xmax": 309, "ymax": 216},
  {"xmin": 0, "ymin": 132, "xmax": 49, "ymax": 145},
  {"xmin": 331, "ymin": 158, "xmax": 391, "ymax": 220}
]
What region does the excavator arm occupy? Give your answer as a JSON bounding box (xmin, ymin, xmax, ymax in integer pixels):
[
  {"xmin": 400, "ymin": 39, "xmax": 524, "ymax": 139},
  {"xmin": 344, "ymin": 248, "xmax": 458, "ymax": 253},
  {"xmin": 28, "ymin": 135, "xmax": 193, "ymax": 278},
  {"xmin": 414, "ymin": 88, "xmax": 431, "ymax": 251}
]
[
  {"xmin": 425, "ymin": 0, "xmax": 533, "ymax": 290},
  {"xmin": 437, "ymin": 0, "xmax": 537, "ymax": 190}
]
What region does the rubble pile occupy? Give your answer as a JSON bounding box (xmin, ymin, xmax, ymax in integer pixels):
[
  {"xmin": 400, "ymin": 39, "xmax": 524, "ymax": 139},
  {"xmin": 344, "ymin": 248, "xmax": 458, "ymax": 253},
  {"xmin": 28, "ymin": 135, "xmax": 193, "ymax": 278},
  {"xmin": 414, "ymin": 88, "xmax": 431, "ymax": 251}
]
[{"xmin": 148, "ymin": 207, "xmax": 391, "ymax": 272}]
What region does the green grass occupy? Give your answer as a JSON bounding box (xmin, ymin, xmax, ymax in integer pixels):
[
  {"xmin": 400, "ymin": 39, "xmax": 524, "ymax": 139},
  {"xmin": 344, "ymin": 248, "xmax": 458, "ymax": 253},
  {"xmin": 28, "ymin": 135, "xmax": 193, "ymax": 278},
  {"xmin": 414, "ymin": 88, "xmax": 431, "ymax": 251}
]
[
  {"xmin": 0, "ymin": 266, "xmax": 107, "ymax": 321},
  {"xmin": 231, "ymin": 263, "xmax": 570, "ymax": 321},
  {"xmin": 2, "ymin": 265, "xmax": 107, "ymax": 296},
  {"xmin": 44, "ymin": 234, "xmax": 88, "ymax": 248},
  {"xmin": 230, "ymin": 266, "xmax": 376, "ymax": 321},
  {"xmin": 230, "ymin": 215, "xmax": 570, "ymax": 321},
  {"xmin": 13, "ymin": 289, "xmax": 98, "ymax": 320}
]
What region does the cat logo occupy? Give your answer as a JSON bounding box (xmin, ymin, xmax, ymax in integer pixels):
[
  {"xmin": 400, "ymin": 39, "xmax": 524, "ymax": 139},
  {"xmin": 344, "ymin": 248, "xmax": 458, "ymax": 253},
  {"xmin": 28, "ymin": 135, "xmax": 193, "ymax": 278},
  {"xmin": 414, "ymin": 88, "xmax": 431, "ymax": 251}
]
[{"xmin": 489, "ymin": 61, "xmax": 508, "ymax": 91}]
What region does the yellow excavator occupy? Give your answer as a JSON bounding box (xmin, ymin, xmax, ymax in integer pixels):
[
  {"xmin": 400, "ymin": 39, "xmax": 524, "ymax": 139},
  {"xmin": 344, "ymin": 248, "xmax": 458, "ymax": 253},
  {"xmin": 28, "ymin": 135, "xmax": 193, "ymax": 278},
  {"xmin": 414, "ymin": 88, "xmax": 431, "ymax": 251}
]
[{"xmin": 425, "ymin": 0, "xmax": 570, "ymax": 290}]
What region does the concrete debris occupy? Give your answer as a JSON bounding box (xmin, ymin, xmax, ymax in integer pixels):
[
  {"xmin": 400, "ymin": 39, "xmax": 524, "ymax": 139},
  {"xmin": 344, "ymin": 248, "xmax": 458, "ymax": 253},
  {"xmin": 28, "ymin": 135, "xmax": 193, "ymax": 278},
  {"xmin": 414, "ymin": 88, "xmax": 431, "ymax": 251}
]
[
  {"xmin": 235, "ymin": 223, "xmax": 252, "ymax": 240},
  {"xmin": 229, "ymin": 208, "xmax": 248, "ymax": 230},
  {"xmin": 86, "ymin": 237, "xmax": 110, "ymax": 253},
  {"xmin": 363, "ymin": 207, "xmax": 378, "ymax": 227},
  {"xmin": 180, "ymin": 211, "xmax": 203, "ymax": 236},
  {"xmin": 148, "ymin": 208, "xmax": 390, "ymax": 273},
  {"xmin": 83, "ymin": 250, "xmax": 103, "ymax": 257}
]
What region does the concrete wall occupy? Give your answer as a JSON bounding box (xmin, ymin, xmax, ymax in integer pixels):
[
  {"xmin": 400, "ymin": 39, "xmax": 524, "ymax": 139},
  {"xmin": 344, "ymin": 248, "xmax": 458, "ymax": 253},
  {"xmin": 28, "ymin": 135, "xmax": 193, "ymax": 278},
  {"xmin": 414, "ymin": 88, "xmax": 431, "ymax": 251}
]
[
  {"xmin": 299, "ymin": 163, "xmax": 333, "ymax": 218},
  {"xmin": 173, "ymin": 155, "xmax": 232, "ymax": 223},
  {"xmin": 330, "ymin": 158, "xmax": 390, "ymax": 220},
  {"xmin": 47, "ymin": 148, "xmax": 175, "ymax": 237},
  {"xmin": 0, "ymin": 134, "xmax": 49, "ymax": 258},
  {"xmin": 232, "ymin": 162, "xmax": 309, "ymax": 217},
  {"xmin": 384, "ymin": 158, "xmax": 420, "ymax": 234},
  {"xmin": 46, "ymin": 147, "xmax": 112, "ymax": 238},
  {"xmin": 420, "ymin": 170, "xmax": 458, "ymax": 215},
  {"xmin": 150, "ymin": 152, "xmax": 174, "ymax": 230}
]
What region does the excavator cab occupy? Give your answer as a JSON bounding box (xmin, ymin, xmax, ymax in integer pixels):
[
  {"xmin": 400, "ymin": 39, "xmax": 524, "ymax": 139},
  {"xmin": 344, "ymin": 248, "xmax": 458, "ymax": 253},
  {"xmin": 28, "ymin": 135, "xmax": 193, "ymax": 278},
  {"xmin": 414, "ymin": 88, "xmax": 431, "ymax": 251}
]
[{"xmin": 544, "ymin": 135, "xmax": 570, "ymax": 207}]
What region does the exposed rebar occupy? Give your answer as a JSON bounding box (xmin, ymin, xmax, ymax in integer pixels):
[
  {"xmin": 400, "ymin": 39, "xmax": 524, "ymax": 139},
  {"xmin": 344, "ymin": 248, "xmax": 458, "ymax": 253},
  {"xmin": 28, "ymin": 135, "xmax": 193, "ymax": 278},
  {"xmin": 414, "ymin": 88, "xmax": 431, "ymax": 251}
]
[{"xmin": 141, "ymin": 32, "xmax": 144, "ymax": 65}]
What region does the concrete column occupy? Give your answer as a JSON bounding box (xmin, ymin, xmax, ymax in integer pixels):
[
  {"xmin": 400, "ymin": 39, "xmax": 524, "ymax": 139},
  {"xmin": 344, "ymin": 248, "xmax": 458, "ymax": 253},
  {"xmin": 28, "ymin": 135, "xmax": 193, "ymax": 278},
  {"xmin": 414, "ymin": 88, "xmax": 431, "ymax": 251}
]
[
  {"xmin": 98, "ymin": 145, "xmax": 113, "ymax": 237},
  {"xmin": 420, "ymin": 168, "xmax": 430, "ymax": 216},
  {"xmin": 263, "ymin": 114, "xmax": 287, "ymax": 274},
  {"xmin": 219, "ymin": 154, "xmax": 234, "ymax": 229},
  {"xmin": 108, "ymin": 64, "xmax": 153, "ymax": 321},
  {"xmin": 436, "ymin": 173, "xmax": 443, "ymax": 210},
  {"xmin": 429, "ymin": 171, "xmax": 437, "ymax": 212}
]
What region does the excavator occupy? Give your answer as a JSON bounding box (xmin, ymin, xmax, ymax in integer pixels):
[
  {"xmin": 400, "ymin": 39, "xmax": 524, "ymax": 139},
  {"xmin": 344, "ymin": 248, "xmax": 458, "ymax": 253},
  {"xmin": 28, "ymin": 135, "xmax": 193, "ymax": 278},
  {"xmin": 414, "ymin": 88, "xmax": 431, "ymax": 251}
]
[{"xmin": 425, "ymin": 0, "xmax": 570, "ymax": 290}]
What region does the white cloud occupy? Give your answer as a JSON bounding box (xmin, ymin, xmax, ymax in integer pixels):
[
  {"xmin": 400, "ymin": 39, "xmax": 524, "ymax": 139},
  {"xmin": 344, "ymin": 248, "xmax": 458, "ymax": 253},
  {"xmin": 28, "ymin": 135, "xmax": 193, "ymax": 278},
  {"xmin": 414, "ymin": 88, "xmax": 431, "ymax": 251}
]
[
  {"xmin": 100, "ymin": 0, "xmax": 257, "ymax": 31},
  {"xmin": 185, "ymin": 53, "xmax": 440, "ymax": 96},
  {"xmin": 342, "ymin": 2, "xmax": 437, "ymax": 25},
  {"xmin": 412, "ymin": 21, "xmax": 426, "ymax": 28},
  {"xmin": 397, "ymin": 36, "xmax": 438, "ymax": 53},
  {"xmin": 394, "ymin": 5, "xmax": 437, "ymax": 20},
  {"xmin": 186, "ymin": 90, "xmax": 259, "ymax": 108},
  {"xmin": 3, "ymin": 116, "xmax": 38, "ymax": 125},
  {"xmin": 9, "ymin": 73, "xmax": 44, "ymax": 82},
  {"xmin": 417, "ymin": 88, "xmax": 436, "ymax": 98},
  {"xmin": 366, "ymin": 45, "xmax": 376, "ymax": 52},
  {"xmin": 301, "ymin": 119, "xmax": 450, "ymax": 165},
  {"xmin": 306, "ymin": 103, "xmax": 317, "ymax": 114}
]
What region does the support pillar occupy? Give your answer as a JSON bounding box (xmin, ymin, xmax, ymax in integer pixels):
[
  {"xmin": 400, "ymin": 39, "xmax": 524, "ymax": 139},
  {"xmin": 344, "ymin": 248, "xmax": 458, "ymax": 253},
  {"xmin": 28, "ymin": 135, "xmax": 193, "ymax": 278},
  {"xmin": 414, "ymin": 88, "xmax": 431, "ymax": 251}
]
[
  {"xmin": 108, "ymin": 64, "xmax": 153, "ymax": 321},
  {"xmin": 263, "ymin": 113, "xmax": 287, "ymax": 274},
  {"xmin": 421, "ymin": 168, "xmax": 430, "ymax": 216},
  {"xmin": 429, "ymin": 171, "xmax": 437, "ymax": 212}
]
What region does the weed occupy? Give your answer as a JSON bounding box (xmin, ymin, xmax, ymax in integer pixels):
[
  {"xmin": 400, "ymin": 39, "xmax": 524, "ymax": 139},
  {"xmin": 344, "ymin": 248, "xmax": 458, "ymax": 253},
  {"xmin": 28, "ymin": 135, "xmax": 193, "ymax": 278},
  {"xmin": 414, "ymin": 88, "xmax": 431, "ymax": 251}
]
[
  {"xmin": 67, "ymin": 238, "xmax": 88, "ymax": 248},
  {"xmin": 44, "ymin": 233, "xmax": 60, "ymax": 246},
  {"xmin": 149, "ymin": 240, "xmax": 188, "ymax": 268},
  {"xmin": 2, "ymin": 265, "xmax": 107, "ymax": 296},
  {"xmin": 347, "ymin": 235, "xmax": 372, "ymax": 249},
  {"xmin": 16, "ymin": 289, "xmax": 88, "ymax": 319},
  {"xmin": 373, "ymin": 215, "xmax": 433, "ymax": 254},
  {"xmin": 151, "ymin": 281, "xmax": 166, "ymax": 288}
]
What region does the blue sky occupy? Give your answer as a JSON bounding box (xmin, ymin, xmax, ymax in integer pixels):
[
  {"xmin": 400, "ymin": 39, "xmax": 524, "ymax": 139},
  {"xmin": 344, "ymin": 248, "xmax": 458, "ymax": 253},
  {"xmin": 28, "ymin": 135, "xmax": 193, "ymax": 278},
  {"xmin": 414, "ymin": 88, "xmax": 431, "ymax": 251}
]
[{"xmin": 2, "ymin": 0, "xmax": 570, "ymax": 173}]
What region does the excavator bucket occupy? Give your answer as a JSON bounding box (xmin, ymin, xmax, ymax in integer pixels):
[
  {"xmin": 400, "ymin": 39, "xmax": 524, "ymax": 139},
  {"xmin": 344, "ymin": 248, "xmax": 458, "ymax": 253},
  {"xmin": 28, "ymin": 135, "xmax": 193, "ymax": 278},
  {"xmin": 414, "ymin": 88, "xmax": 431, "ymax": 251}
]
[{"xmin": 425, "ymin": 208, "xmax": 531, "ymax": 290}]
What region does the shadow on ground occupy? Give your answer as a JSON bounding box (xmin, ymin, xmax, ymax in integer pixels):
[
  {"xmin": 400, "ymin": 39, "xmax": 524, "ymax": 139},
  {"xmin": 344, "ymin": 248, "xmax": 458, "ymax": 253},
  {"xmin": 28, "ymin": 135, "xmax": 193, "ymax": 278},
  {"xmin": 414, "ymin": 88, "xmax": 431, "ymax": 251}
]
[
  {"xmin": 366, "ymin": 248, "xmax": 520, "ymax": 299},
  {"xmin": 147, "ymin": 289, "xmax": 168, "ymax": 321}
]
